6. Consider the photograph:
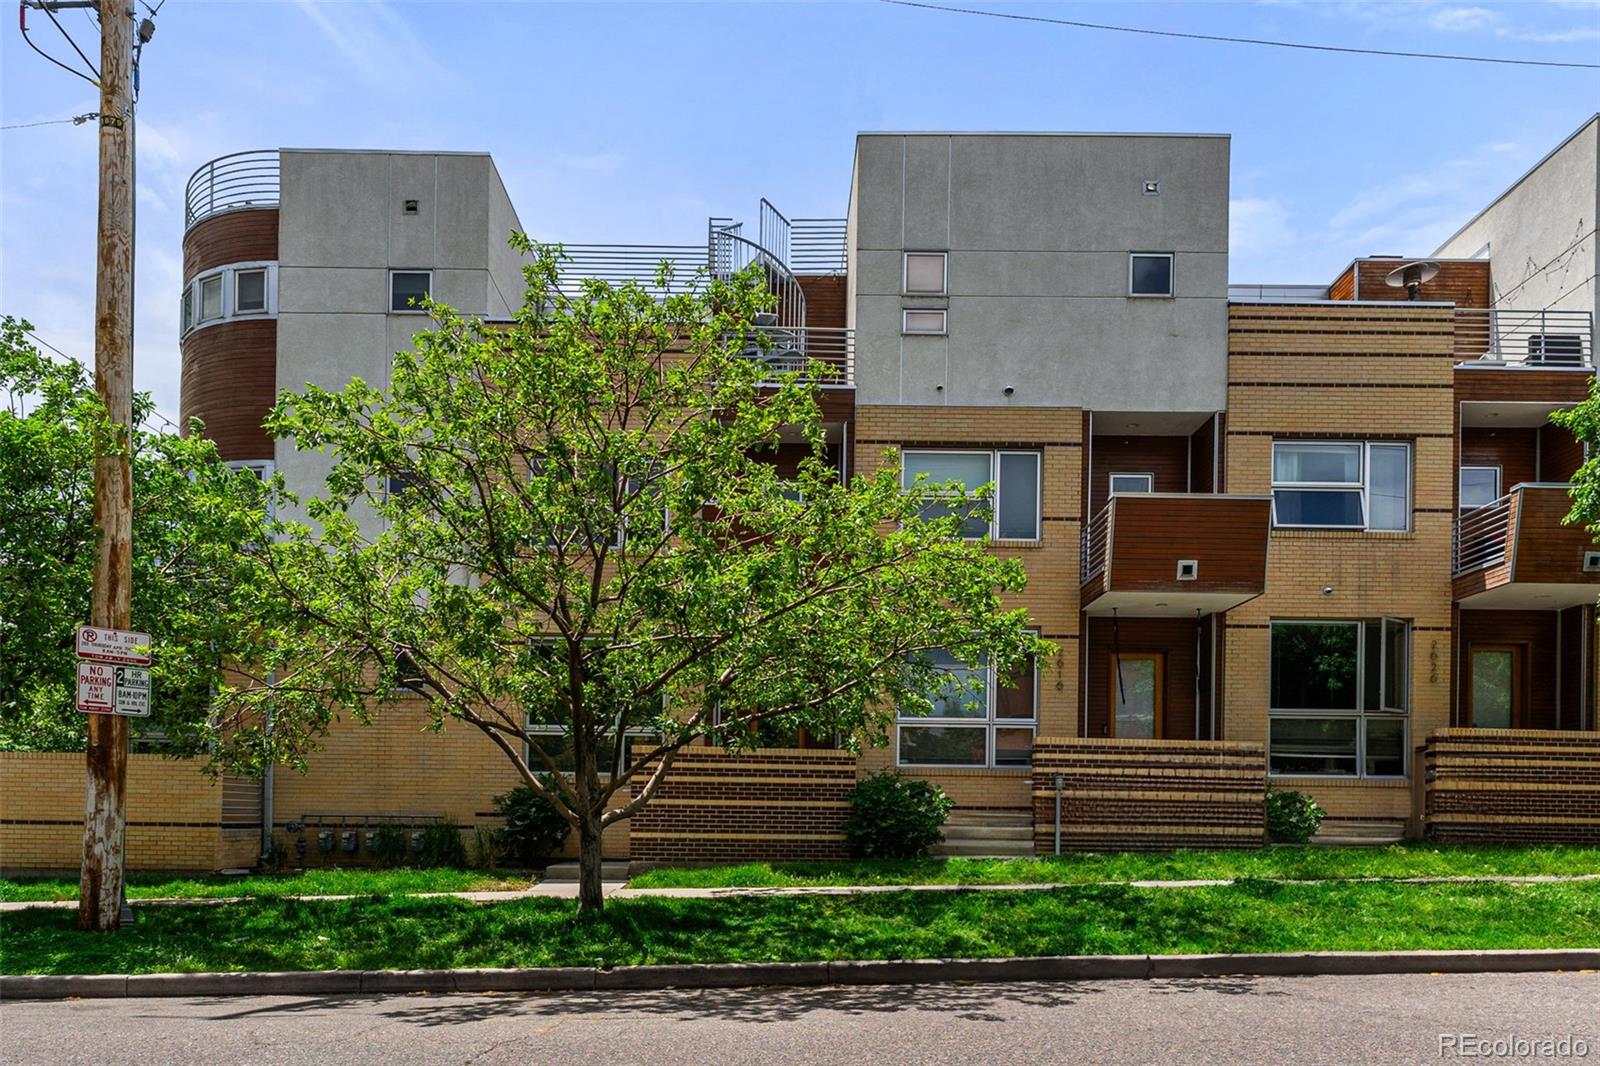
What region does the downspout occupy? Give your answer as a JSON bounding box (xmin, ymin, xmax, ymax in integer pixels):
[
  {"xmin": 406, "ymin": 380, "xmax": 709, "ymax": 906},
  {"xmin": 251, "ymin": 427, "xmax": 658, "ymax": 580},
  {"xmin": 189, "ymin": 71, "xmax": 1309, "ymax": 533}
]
[{"xmin": 1194, "ymin": 609, "xmax": 1203, "ymax": 741}]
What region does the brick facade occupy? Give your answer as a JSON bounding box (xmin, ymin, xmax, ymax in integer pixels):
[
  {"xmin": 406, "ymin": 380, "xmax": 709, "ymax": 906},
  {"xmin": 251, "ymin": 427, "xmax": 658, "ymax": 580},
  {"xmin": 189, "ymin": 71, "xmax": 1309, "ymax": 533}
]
[
  {"xmin": 1030, "ymin": 737, "xmax": 1266, "ymax": 851},
  {"xmin": 1424, "ymin": 729, "xmax": 1600, "ymax": 844}
]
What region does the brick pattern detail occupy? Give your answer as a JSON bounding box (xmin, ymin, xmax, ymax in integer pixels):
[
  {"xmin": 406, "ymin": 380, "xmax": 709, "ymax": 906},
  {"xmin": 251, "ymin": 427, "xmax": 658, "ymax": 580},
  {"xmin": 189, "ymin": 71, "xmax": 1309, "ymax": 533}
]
[
  {"xmin": 0, "ymin": 753, "xmax": 259, "ymax": 873},
  {"xmin": 1424, "ymin": 728, "xmax": 1600, "ymax": 844},
  {"xmin": 1030, "ymin": 737, "xmax": 1266, "ymax": 851},
  {"xmin": 182, "ymin": 208, "xmax": 279, "ymax": 279},
  {"xmin": 179, "ymin": 318, "xmax": 277, "ymax": 462},
  {"xmin": 628, "ymin": 748, "xmax": 859, "ymax": 864}
]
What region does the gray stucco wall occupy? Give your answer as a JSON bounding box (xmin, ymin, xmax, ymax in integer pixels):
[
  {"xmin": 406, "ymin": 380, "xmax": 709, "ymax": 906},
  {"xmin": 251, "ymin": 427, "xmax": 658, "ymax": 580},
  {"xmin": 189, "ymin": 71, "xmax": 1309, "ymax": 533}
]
[
  {"xmin": 1435, "ymin": 116, "xmax": 1598, "ymax": 318},
  {"xmin": 274, "ymin": 149, "xmax": 526, "ymax": 528},
  {"xmin": 847, "ymin": 132, "xmax": 1230, "ymax": 411}
]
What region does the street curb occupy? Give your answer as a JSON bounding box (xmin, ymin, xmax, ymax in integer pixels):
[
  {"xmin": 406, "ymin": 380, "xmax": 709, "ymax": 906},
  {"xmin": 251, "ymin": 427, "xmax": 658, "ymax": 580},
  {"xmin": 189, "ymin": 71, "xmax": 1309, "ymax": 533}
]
[{"xmin": 3, "ymin": 949, "xmax": 1596, "ymax": 999}]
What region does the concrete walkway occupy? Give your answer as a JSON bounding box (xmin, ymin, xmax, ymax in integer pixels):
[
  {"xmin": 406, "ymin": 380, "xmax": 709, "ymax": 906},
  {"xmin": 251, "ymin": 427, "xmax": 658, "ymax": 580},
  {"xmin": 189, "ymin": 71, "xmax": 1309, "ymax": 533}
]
[{"xmin": 4, "ymin": 871, "xmax": 1598, "ymax": 912}]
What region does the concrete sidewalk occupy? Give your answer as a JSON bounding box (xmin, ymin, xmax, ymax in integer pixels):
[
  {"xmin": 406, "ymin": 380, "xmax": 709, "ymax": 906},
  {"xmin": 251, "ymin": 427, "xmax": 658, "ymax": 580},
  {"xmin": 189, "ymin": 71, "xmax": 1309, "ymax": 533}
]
[{"xmin": 4, "ymin": 871, "xmax": 1597, "ymax": 912}]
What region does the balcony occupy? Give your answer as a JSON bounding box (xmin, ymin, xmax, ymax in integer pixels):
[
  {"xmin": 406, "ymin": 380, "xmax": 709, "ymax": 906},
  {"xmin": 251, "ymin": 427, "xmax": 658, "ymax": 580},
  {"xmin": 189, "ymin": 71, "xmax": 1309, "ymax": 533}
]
[
  {"xmin": 1080, "ymin": 494, "xmax": 1272, "ymax": 617},
  {"xmin": 185, "ymin": 150, "xmax": 279, "ymax": 229},
  {"xmin": 1455, "ymin": 308, "xmax": 1594, "ymax": 368},
  {"xmin": 1453, "ymin": 484, "xmax": 1600, "ymax": 608}
]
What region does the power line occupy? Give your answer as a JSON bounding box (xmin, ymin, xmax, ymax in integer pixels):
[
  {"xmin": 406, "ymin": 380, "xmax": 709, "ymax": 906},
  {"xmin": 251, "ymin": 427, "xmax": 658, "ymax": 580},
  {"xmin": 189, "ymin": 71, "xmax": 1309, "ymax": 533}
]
[
  {"xmin": 879, "ymin": 0, "xmax": 1600, "ymax": 70},
  {"xmin": 21, "ymin": 327, "xmax": 182, "ymax": 430},
  {"xmin": 0, "ymin": 111, "xmax": 98, "ymax": 131}
]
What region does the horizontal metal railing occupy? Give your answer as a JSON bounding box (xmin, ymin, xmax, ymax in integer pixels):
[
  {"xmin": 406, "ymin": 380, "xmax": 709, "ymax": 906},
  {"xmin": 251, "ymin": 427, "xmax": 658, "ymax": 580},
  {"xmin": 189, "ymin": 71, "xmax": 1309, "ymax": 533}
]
[
  {"xmin": 1455, "ymin": 308, "xmax": 1594, "ymax": 367},
  {"xmin": 1081, "ymin": 500, "xmax": 1112, "ymax": 583},
  {"xmin": 556, "ymin": 245, "xmax": 708, "ymax": 297},
  {"xmin": 739, "ymin": 325, "xmax": 853, "ymax": 385},
  {"xmin": 791, "ymin": 218, "xmax": 847, "ymax": 275},
  {"xmin": 184, "ymin": 150, "xmax": 280, "ymax": 228},
  {"xmin": 1453, "ymin": 492, "xmax": 1513, "ymax": 574}
]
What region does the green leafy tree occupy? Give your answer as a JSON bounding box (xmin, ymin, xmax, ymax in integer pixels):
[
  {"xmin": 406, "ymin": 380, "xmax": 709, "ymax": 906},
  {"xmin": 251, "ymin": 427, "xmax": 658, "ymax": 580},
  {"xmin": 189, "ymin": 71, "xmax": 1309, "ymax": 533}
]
[
  {"xmin": 1551, "ymin": 397, "xmax": 1600, "ymax": 533},
  {"xmin": 216, "ymin": 243, "xmax": 1048, "ymax": 912},
  {"xmin": 0, "ymin": 316, "xmax": 272, "ymax": 752}
]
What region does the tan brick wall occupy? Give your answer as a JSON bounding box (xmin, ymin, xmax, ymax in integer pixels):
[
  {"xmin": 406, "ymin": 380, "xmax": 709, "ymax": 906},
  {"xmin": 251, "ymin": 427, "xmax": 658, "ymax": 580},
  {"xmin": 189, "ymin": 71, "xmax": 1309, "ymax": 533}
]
[
  {"xmin": 1225, "ymin": 304, "xmax": 1458, "ymax": 821},
  {"xmin": 0, "ymin": 753, "xmax": 259, "ymax": 873},
  {"xmin": 1424, "ymin": 728, "xmax": 1600, "ymax": 843},
  {"xmin": 853, "ymin": 405, "xmax": 1083, "ymax": 806}
]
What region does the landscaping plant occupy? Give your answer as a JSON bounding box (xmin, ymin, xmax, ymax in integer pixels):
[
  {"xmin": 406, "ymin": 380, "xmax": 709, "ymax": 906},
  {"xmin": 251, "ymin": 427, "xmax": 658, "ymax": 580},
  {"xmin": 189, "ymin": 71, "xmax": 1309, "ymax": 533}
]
[
  {"xmin": 366, "ymin": 824, "xmax": 409, "ymax": 868},
  {"xmin": 494, "ymin": 778, "xmax": 572, "ymax": 866},
  {"xmin": 841, "ymin": 771, "xmax": 955, "ymax": 859},
  {"xmin": 1266, "ymin": 789, "xmax": 1326, "ymax": 844},
  {"xmin": 415, "ymin": 822, "xmax": 468, "ymax": 868}
]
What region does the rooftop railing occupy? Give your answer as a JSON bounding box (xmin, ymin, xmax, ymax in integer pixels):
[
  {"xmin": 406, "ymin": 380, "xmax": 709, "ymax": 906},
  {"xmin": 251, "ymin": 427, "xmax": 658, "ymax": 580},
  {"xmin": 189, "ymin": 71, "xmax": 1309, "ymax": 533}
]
[
  {"xmin": 1455, "ymin": 308, "xmax": 1594, "ymax": 367},
  {"xmin": 791, "ymin": 218, "xmax": 847, "ymax": 275},
  {"xmin": 185, "ymin": 150, "xmax": 279, "ymax": 229}
]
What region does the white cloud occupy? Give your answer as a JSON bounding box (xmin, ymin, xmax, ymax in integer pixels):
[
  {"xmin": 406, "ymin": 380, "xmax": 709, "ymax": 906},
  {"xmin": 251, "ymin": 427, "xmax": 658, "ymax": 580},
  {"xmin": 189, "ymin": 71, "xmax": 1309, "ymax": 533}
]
[
  {"xmin": 1429, "ymin": 6, "xmax": 1503, "ymax": 32},
  {"xmin": 1230, "ymin": 197, "xmax": 1297, "ymax": 261},
  {"xmin": 292, "ymin": 1, "xmax": 458, "ymax": 93}
]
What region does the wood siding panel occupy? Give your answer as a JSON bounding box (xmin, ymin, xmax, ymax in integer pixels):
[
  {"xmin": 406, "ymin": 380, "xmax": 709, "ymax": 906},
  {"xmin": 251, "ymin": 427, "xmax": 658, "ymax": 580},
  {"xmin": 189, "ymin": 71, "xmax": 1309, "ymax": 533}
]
[
  {"xmin": 183, "ymin": 208, "xmax": 279, "ymax": 279},
  {"xmin": 1511, "ymin": 487, "xmax": 1600, "ymax": 584},
  {"xmin": 1345, "ymin": 259, "xmax": 1491, "ymax": 307},
  {"xmin": 179, "ymin": 319, "xmax": 276, "ymax": 462},
  {"xmin": 797, "ymin": 275, "xmax": 847, "ymax": 330},
  {"xmin": 1088, "ymin": 434, "xmax": 1189, "ymax": 516},
  {"xmin": 1539, "ymin": 423, "xmax": 1584, "ymax": 483},
  {"xmin": 1104, "ymin": 495, "xmax": 1271, "ymax": 594},
  {"xmin": 1462, "ymin": 427, "xmax": 1538, "ymax": 491},
  {"xmin": 1084, "ymin": 618, "xmax": 1200, "ymax": 740},
  {"xmin": 1455, "ymin": 367, "xmax": 1595, "ymax": 405},
  {"xmin": 1457, "ymin": 610, "xmax": 1557, "ymax": 729}
]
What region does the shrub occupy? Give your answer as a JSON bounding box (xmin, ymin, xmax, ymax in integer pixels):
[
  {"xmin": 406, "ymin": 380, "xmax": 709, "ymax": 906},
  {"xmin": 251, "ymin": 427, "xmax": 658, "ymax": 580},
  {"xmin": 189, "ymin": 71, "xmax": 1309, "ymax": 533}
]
[
  {"xmin": 493, "ymin": 778, "xmax": 572, "ymax": 866},
  {"xmin": 366, "ymin": 823, "xmax": 409, "ymax": 868},
  {"xmin": 414, "ymin": 820, "xmax": 468, "ymax": 868},
  {"xmin": 1266, "ymin": 789, "xmax": 1326, "ymax": 844},
  {"xmin": 841, "ymin": 771, "xmax": 954, "ymax": 859},
  {"xmin": 469, "ymin": 826, "xmax": 500, "ymax": 871}
]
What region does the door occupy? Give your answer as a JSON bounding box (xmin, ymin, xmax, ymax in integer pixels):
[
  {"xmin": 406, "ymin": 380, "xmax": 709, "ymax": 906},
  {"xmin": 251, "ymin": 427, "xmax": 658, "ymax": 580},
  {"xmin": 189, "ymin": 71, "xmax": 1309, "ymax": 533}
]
[
  {"xmin": 1109, "ymin": 653, "xmax": 1164, "ymax": 738},
  {"xmin": 1468, "ymin": 645, "xmax": 1523, "ymax": 729}
]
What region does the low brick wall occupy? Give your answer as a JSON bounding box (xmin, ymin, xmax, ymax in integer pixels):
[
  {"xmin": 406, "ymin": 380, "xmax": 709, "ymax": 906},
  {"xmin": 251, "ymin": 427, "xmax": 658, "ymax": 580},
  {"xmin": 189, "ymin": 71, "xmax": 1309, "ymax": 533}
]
[
  {"xmin": 1424, "ymin": 728, "xmax": 1600, "ymax": 845},
  {"xmin": 629, "ymin": 747, "xmax": 858, "ymax": 864},
  {"xmin": 1031, "ymin": 737, "xmax": 1267, "ymax": 852},
  {"xmin": 0, "ymin": 752, "xmax": 260, "ymax": 874}
]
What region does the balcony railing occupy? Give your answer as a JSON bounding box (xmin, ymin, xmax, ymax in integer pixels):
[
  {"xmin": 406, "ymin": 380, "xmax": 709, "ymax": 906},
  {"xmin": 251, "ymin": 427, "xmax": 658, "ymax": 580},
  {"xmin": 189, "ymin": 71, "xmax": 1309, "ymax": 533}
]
[
  {"xmin": 791, "ymin": 218, "xmax": 847, "ymax": 275},
  {"xmin": 739, "ymin": 326, "xmax": 854, "ymax": 386},
  {"xmin": 1453, "ymin": 493, "xmax": 1513, "ymax": 574},
  {"xmin": 1080, "ymin": 500, "xmax": 1113, "ymax": 583},
  {"xmin": 185, "ymin": 150, "xmax": 279, "ymax": 228},
  {"xmin": 1455, "ymin": 308, "xmax": 1594, "ymax": 367}
]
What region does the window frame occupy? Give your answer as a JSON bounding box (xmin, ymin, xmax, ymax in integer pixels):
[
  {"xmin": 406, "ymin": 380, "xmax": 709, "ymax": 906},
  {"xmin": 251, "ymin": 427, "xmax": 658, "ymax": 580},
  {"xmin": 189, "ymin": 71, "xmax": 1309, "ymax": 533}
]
[
  {"xmin": 390, "ymin": 270, "xmax": 433, "ymax": 314},
  {"xmin": 1267, "ymin": 618, "xmax": 1411, "ymax": 780},
  {"xmin": 896, "ymin": 644, "xmax": 1039, "ymax": 769},
  {"xmin": 1109, "ymin": 472, "xmax": 1154, "ymax": 496},
  {"xmin": 1459, "ymin": 465, "xmax": 1502, "ymax": 511},
  {"xmin": 901, "ymin": 448, "xmax": 1042, "ymax": 543},
  {"xmin": 902, "ymin": 308, "xmax": 947, "ymax": 336},
  {"xmin": 1128, "ymin": 252, "xmax": 1175, "ymax": 298},
  {"xmin": 903, "ymin": 251, "xmax": 948, "ymax": 296},
  {"xmin": 181, "ymin": 261, "xmax": 277, "ymax": 336},
  {"xmin": 1270, "ymin": 440, "xmax": 1412, "ymax": 533},
  {"xmin": 198, "ymin": 273, "xmax": 224, "ymax": 323},
  {"xmin": 233, "ymin": 267, "xmax": 269, "ymax": 314}
]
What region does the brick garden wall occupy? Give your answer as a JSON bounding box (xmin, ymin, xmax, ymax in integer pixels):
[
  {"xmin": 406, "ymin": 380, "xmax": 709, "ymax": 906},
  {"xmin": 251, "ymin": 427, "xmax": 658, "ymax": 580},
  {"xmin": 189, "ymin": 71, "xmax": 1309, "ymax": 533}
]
[
  {"xmin": 1424, "ymin": 728, "xmax": 1600, "ymax": 844},
  {"xmin": 1030, "ymin": 737, "xmax": 1266, "ymax": 852},
  {"xmin": 628, "ymin": 747, "xmax": 858, "ymax": 864},
  {"xmin": 0, "ymin": 752, "xmax": 260, "ymax": 874}
]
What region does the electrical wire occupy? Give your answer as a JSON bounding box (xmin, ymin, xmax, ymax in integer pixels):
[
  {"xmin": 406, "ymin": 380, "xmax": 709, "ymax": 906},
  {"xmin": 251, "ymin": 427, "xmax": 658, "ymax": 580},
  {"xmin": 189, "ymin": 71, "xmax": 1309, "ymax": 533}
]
[
  {"xmin": 1492, "ymin": 227, "xmax": 1597, "ymax": 305},
  {"xmin": 38, "ymin": 0, "xmax": 100, "ymax": 80},
  {"xmin": 18, "ymin": 2, "xmax": 100, "ymax": 87},
  {"xmin": 879, "ymin": 0, "xmax": 1600, "ymax": 70},
  {"xmin": 22, "ymin": 328, "xmax": 183, "ymax": 431},
  {"xmin": 0, "ymin": 111, "xmax": 96, "ymax": 130}
]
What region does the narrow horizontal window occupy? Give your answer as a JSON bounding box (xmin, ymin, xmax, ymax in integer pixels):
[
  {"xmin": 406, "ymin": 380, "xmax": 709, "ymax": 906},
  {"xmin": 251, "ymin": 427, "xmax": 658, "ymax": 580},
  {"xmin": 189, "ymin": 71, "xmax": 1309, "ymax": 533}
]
[
  {"xmin": 1109, "ymin": 472, "xmax": 1153, "ymax": 495},
  {"xmin": 902, "ymin": 308, "xmax": 947, "ymax": 335}
]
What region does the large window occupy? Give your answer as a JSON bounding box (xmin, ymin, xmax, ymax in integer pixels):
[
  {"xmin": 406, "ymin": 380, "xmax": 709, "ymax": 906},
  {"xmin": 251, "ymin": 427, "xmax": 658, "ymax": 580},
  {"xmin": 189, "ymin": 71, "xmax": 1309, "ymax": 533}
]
[
  {"xmin": 1268, "ymin": 619, "xmax": 1410, "ymax": 778},
  {"xmin": 902, "ymin": 449, "xmax": 1041, "ymax": 541},
  {"xmin": 180, "ymin": 262, "xmax": 276, "ymax": 336},
  {"xmin": 897, "ymin": 648, "xmax": 1037, "ymax": 768},
  {"xmin": 1271, "ymin": 441, "xmax": 1411, "ymax": 531}
]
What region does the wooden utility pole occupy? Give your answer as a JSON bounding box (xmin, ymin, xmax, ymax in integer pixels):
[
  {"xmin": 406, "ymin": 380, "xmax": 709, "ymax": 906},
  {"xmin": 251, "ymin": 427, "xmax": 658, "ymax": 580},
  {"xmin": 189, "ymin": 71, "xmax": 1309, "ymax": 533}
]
[{"xmin": 79, "ymin": 0, "xmax": 136, "ymax": 932}]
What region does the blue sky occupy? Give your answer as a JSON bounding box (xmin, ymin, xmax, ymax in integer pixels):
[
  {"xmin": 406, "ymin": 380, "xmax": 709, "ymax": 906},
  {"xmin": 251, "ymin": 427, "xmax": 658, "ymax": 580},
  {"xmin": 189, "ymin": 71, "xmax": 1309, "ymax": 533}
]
[{"xmin": 2, "ymin": 0, "xmax": 1597, "ymax": 417}]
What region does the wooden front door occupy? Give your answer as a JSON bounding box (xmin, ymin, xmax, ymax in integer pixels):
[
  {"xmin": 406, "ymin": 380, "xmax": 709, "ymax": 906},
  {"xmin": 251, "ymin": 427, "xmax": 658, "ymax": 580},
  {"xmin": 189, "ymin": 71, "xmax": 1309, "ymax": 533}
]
[
  {"xmin": 1468, "ymin": 644, "xmax": 1523, "ymax": 729},
  {"xmin": 1109, "ymin": 652, "xmax": 1164, "ymax": 739}
]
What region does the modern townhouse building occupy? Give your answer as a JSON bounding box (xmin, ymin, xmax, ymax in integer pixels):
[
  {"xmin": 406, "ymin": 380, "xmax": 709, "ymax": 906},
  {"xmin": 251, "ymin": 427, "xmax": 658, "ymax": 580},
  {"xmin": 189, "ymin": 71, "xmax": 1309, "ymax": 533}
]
[{"xmin": 7, "ymin": 118, "xmax": 1598, "ymax": 874}]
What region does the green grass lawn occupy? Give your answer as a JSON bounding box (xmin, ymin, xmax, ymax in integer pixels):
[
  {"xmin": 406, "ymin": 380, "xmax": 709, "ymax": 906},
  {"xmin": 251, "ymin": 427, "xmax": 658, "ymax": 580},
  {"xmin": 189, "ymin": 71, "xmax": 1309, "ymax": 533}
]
[
  {"xmin": 3, "ymin": 880, "xmax": 1596, "ymax": 975},
  {"xmin": 0, "ymin": 867, "xmax": 531, "ymax": 903},
  {"xmin": 626, "ymin": 844, "xmax": 1600, "ymax": 889}
]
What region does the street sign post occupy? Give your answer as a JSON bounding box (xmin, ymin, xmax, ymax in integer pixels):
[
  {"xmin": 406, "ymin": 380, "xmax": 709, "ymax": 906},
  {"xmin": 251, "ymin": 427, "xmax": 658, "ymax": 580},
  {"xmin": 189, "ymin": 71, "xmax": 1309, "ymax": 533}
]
[
  {"xmin": 75, "ymin": 662, "xmax": 151, "ymax": 717},
  {"xmin": 76, "ymin": 626, "xmax": 152, "ymax": 666}
]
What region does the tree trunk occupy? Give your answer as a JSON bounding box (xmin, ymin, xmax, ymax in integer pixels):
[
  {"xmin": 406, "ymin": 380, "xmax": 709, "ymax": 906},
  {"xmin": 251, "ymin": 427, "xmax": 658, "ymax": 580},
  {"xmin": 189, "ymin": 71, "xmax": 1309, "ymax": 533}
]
[{"xmin": 576, "ymin": 808, "xmax": 605, "ymax": 914}]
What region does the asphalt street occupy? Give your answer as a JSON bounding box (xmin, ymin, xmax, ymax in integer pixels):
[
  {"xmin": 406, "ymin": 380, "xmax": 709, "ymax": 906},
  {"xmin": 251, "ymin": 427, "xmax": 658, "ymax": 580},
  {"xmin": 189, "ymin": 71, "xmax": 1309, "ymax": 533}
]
[{"xmin": 3, "ymin": 971, "xmax": 1597, "ymax": 1065}]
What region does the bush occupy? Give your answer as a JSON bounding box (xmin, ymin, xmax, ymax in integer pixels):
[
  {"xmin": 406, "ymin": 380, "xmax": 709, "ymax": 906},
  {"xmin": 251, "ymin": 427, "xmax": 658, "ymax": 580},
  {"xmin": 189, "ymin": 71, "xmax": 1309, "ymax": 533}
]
[
  {"xmin": 493, "ymin": 778, "xmax": 571, "ymax": 866},
  {"xmin": 1266, "ymin": 789, "xmax": 1326, "ymax": 844},
  {"xmin": 366, "ymin": 824, "xmax": 409, "ymax": 868},
  {"xmin": 469, "ymin": 826, "xmax": 500, "ymax": 871},
  {"xmin": 414, "ymin": 820, "xmax": 468, "ymax": 868},
  {"xmin": 841, "ymin": 771, "xmax": 954, "ymax": 859}
]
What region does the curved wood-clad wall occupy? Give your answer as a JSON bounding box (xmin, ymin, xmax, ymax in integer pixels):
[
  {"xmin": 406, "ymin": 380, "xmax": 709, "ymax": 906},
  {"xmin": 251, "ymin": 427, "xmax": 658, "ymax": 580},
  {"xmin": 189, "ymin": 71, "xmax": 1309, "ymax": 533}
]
[{"xmin": 179, "ymin": 208, "xmax": 278, "ymax": 462}]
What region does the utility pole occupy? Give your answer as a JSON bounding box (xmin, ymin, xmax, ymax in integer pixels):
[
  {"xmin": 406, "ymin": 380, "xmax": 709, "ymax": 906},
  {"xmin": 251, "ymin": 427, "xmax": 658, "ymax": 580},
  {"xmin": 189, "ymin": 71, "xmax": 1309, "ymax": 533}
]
[{"xmin": 79, "ymin": 0, "xmax": 136, "ymax": 932}]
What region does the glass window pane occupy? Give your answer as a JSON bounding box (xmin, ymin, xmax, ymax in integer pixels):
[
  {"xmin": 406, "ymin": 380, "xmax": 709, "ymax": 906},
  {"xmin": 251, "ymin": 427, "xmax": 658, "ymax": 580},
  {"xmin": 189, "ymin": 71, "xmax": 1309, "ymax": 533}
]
[
  {"xmin": 1368, "ymin": 444, "xmax": 1409, "ymax": 531},
  {"xmin": 1273, "ymin": 443, "xmax": 1361, "ymax": 484},
  {"xmin": 1365, "ymin": 718, "xmax": 1406, "ymax": 776},
  {"xmin": 1273, "ymin": 489, "xmax": 1364, "ymax": 527},
  {"xmin": 1113, "ymin": 657, "xmax": 1159, "ymax": 738},
  {"xmin": 994, "ymin": 727, "xmax": 1034, "ymax": 767},
  {"xmin": 913, "ymin": 648, "xmax": 987, "ymax": 718},
  {"xmin": 391, "ymin": 272, "xmax": 430, "ymax": 311},
  {"xmin": 235, "ymin": 269, "xmax": 266, "ymax": 312},
  {"xmin": 181, "ymin": 289, "xmax": 193, "ymax": 332},
  {"xmin": 1363, "ymin": 621, "xmax": 1381, "ymax": 712},
  {"xmin": 1130, "ymin": 254, "xmax": 1172, "ymax": 295},
  {"xmin": 905, "ymin": 452, "xmax": 991, "ymax": 538},
  {"xmin": 1269, "ymin": 717, "xmax": 1358, "ymax": 775},
  {"xmin": 1382, "ymin": 618, "xmax": 1408, "ymax": 712},
  {"xmin": 898, "ymin": 725, "xmax": 986, "ymax": 766},
  {"xmin": 995, "ymin": 654, "xmax": 1036, "ymax": 719},
  {"xmin": 1459, "ymin": 467, "xmax": 1500, "ymax": 509},
  {"xmin": 905, "ymin": 253, "xmax": 946, "ymax": 294},
  {"xmin": 997, "ymin": 453, "xmax": 1040, "ymax": 539},
  {"xmin": 903, "ymin": 309, "xmax": 946, "ymax": 334},
  {"xmin": 1110, "ymin": 473, "xmax": 1153, "ymax": 494},
  {"xmin": 200, "ymin": 275, "xmax": 223, "ymax": 320},
  {"xmin": 1271, "ymin": 623, "xmax": 1359, "ymax": 711},
  {"xmin": 1471, "ymin": 651, "xmax": 1514, "ymax": 728}
]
